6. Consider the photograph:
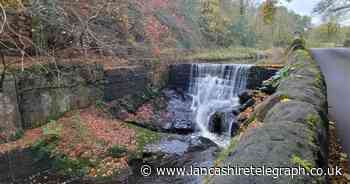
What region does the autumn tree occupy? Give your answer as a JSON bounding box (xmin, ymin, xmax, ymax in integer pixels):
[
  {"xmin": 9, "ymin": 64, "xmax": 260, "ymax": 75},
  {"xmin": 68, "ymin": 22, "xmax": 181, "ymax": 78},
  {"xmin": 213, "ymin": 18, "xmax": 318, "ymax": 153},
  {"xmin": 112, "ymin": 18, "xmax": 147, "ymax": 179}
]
[
  {"xmin": 199, "ymin": 0, "xmax": 228, "ymax": 45},
  {"xmin": 261, "ymin": 0, "xmax": 277, "ymax": 46}
]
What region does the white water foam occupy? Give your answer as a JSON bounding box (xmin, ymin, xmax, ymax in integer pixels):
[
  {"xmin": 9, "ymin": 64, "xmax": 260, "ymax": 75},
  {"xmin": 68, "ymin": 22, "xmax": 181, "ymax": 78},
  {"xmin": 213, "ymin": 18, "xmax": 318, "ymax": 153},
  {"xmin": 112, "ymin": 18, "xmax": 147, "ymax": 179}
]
[{"xmin": 188, "ymin": 63, "xmax": 251, "ymax": 147}]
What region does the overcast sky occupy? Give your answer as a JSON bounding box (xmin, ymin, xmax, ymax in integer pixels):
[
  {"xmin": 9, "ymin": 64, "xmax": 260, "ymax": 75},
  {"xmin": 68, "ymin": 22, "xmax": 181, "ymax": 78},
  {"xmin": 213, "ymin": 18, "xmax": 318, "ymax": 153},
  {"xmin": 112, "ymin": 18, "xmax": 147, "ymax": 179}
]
[
  {"xmin": 256, "ymin": 0, "xmax": 322, "ymax": 25},
  {"xmin": 280, "ymin": 0, "xmax": 322, "ymax": 25}
]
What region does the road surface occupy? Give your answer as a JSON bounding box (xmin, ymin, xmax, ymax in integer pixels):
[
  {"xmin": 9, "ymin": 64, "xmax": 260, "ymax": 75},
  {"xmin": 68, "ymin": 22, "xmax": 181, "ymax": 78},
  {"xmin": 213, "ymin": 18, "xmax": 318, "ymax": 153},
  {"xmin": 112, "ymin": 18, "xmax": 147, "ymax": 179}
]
[{"xmin": 310, "ymin": 48, "xmax": 350, "ymax": 160}]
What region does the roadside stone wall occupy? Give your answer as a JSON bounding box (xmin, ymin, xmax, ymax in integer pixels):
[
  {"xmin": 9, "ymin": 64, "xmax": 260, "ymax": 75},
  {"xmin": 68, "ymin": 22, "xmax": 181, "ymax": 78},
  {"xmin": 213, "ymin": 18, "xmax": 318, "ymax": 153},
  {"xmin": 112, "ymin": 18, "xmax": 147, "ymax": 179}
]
[{"xmin": 212, "ymin": 50, "xmax": 328, "ymax": 184}]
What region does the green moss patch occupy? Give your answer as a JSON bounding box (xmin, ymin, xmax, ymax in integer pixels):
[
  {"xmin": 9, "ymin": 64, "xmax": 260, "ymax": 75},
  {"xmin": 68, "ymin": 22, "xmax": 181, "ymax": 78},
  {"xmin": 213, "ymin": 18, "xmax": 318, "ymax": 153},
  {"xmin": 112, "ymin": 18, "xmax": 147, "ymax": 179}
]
[{"xmin": 291, "ymin": 154, "xmax": 314, "ymax": 172}]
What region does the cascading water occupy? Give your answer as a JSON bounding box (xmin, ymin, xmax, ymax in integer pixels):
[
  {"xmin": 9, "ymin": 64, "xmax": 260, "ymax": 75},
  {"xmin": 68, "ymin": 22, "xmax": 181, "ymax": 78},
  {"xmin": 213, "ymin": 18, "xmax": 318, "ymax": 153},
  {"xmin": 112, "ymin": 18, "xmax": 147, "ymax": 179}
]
[{"xmin": 188, "ymin": 63, "xmax": 251, "ymax": 147}]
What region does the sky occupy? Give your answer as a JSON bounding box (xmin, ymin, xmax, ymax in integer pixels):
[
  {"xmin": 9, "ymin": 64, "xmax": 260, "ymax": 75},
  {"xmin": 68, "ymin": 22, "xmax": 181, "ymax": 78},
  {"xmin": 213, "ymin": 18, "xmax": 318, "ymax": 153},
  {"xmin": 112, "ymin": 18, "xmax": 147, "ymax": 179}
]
[
  {"xmin": 280, "ymin": 0, "xmax": 322, "ymax": 25},
  {"xmin": 255, "ymin": 0, "xmax": 322, "ymax": 25}
]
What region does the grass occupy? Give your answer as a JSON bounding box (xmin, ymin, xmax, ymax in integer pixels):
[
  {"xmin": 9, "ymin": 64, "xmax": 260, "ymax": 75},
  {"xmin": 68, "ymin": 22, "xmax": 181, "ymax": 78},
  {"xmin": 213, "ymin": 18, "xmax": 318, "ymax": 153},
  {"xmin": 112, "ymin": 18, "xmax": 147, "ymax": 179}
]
[{"xmin": 186, "ymin": 47, "xmax": 259, "ymax": 61}]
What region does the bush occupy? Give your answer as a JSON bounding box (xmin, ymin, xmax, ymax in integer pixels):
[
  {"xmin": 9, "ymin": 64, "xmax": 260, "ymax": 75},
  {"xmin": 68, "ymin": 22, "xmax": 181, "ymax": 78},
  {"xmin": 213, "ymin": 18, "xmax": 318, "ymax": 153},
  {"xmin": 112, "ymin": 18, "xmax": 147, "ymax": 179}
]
[{"xmin": 344, "ymin": 40, "xmax": 350, "ymax": 47}]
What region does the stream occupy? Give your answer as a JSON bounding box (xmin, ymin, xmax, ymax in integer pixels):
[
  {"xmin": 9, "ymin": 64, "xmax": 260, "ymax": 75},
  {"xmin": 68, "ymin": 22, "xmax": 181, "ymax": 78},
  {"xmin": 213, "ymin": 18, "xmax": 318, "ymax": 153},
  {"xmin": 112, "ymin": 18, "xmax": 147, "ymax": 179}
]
[{"xmin": 130, "ymin": 63, "xmax": 252, "ymax": 183}]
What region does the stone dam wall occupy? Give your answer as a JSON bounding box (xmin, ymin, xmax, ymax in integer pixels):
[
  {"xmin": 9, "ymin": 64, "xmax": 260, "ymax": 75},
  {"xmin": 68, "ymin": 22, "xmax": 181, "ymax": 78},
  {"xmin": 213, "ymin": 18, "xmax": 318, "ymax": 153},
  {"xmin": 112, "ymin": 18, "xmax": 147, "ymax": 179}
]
[
  {"xmin": 167, "ymin": 64, "xmax": 278, "ymax": 92},
  {"xmin": 212, "ymin": 50, "xmax": 329, "ymax": 184}
]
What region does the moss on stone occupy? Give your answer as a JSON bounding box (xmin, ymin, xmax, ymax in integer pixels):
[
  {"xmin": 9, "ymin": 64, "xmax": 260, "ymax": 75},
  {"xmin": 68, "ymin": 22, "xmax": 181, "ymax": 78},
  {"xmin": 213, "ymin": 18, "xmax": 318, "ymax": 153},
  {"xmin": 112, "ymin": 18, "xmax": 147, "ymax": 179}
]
[
  {"xmin": 295, "ymin": 50, "xmax": 312, "ymax": 61},
  {"xmin": 291, "ymin": 154, "xmax": 314, "ymax": 172},
  {"xmin": 314, "ymin": 73, "xmax": 323, "ymax": 89},
  {"xmin": 305, "ymin": 114, "xmax": 319, "ymax": 128},
  {"xmin": 204, "ymin": 136, "xmax": 240, "ymax": 184},
  {"xmin": 244, "ymin": 113, "xmax": 257, "ymax": 125},
  {"xmin": 214, "ymin": 137, "xmax": 240, "ymax": 166}
]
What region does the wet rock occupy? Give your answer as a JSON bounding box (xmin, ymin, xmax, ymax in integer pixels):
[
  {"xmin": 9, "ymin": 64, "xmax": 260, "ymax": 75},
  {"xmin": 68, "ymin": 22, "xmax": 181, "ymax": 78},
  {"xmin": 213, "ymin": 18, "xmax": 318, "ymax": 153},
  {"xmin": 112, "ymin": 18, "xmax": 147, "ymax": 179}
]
[
  {"xmin": 232, "ymin": 109, "xmax": 240, "ymax": 116},
  {"xmin": 238, "ymin": 98, "xmax": 255, "ymax": 112},
  {"xmin": 171, "ymin": 119, "xmax": 194, "ymax": 134},
  {"xmin": 135, "ymin": 133, "xmax": 219, "ymax": 183},
  {"xmin": 144, "ymin": 137, "xmax": 189, "ymax": 156},
  {"xmin": 188, "ymin": 136, "xmax": 219, "ymax": 152},
  {"xmin": 143, "ymin": 134, "xmax": 218, "ymax": 157},
  {"xmin": 230, "ymin": 122, "xmax": 240, "ymax": 137},
  {"xmin": 166, "ymin": 90, "xmax": 195, "ymax": 133},
  {"xmin": 236, "ymin": 113, "xmax": 248, "ymax": 124},
  {"xmin": 208, "ymin": 112, "xmax": 225, "ymax": 134},
  {"xmin": 259, "ymin": 85, "xmax": 275, "ymax": 94},
  {"xmin": 238, "ymin": 91, "xmax": 252, "ymax": 104}
]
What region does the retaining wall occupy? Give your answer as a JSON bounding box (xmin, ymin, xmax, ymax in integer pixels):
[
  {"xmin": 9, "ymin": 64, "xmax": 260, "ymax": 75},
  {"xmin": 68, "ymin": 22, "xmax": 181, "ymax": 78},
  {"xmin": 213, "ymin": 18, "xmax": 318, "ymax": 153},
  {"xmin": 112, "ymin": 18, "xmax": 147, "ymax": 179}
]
[
  {"xmin": 0, "ymin": 76, "xmax": 22, "ymax": 144},
  {"xmin": 0, "ymin": 60, "xmax": 170, "ymax": 138}
]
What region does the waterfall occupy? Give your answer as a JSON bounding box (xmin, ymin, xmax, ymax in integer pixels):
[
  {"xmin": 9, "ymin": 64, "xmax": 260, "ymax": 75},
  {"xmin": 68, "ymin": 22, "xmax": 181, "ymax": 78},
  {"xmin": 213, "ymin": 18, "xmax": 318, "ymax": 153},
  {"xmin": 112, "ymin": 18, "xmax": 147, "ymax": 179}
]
[{"xmin": 188, "ymin": 63, "xmax": 251, "ymax": 147}]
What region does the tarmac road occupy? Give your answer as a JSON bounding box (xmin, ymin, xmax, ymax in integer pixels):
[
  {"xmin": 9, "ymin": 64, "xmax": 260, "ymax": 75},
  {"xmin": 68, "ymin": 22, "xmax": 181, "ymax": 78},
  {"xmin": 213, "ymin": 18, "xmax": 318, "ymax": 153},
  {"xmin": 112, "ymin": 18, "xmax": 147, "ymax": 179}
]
[{"xmin": 310, "ymin": 48, "xmax": 350, "ymax": 162}]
